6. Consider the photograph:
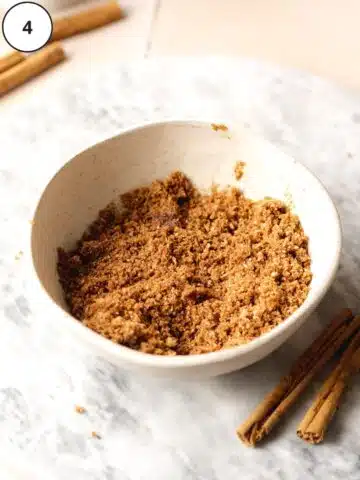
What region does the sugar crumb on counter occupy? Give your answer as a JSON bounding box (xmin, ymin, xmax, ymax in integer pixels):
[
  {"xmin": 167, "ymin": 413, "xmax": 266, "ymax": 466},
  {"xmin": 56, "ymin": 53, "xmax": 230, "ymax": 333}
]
[
  {"xmin": 75, "ymin": 405, "xmax": 86, "ymax": 414},
  {"xmin": 211, "ymin": 123, "xmax": 228, "ymax": 132},
  {"xmin": 234, "ymin": 161, "xmax": 246, "ymax": 180},
  {"xmin": 15, "ymin": 250, "xmax": 23, "ymax": 261}
]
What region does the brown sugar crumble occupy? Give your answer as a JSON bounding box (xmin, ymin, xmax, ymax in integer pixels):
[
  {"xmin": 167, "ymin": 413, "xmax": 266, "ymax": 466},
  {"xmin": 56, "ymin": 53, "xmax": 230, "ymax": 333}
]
[
  {"xmin": 15, "ymin": 250, "xmax": 23, "ymax": 261},
  {"xmin": 234, "ymin": 161, "xmax": 246, "ymax": 180},
  {"xmin": 211, "ymin": 123, "xmax": 228, "ymax": 132},
  {"xmin": 75, "ymin": 405, "xmax": 86, "ymax": 414},
  {"xmin": 58, "ymin": 171, "xmax": 311, "ymax": 356}
]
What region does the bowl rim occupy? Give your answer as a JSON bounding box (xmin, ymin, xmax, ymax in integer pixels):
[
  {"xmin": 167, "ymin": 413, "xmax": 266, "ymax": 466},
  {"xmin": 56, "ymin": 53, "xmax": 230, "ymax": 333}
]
[{"xmin": 30, "ymin": 119, "xmax": 342, "ymax": 369}]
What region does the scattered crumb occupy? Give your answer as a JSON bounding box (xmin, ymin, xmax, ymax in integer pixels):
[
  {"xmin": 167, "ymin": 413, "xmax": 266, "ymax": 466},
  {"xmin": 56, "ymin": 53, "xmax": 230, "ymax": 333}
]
[
  {"xmin": 211, "ymin": 123, "xmax": 228, "ymax": 132},
  {"xmin": 347, "ymin": 152, "xmax": 353, "ymax": 159},
  {"xmin": 234, "ymin": 161, "xmax": 246, "ymax": 180},
  {"xmin": 75, "ymin": 405, "xmax": 86, "ymax": 414},
  {"xmin": 284, "ymin": 187, "xmax": 295, "ymax": 210},
  {"xmin": 29, "ymin": 219, "xmax": 34, "ymax": 225},
  {"xmin": 91, "ymin": 431, "xmax": 101, "ymax": 439},
  {"xmin": 15, "ymin": 250, "xmax": 23, "ymax": 261},
  {"xmin": 58, "ymin": 171, "xmax": 311, "ymax": 356}
]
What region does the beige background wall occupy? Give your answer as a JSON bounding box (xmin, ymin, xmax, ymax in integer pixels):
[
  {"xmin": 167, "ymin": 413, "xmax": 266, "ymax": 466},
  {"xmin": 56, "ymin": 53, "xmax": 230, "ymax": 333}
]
[{"xmin": 150, "ymin": 0, "xmax": 360, "ymax": 90}]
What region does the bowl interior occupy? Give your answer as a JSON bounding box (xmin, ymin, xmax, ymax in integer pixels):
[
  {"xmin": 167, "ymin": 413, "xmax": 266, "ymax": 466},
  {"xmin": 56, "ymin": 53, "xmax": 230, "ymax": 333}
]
[{"xmin": 31, "ymin": 121, "xmax": 341, "ymax": 345}]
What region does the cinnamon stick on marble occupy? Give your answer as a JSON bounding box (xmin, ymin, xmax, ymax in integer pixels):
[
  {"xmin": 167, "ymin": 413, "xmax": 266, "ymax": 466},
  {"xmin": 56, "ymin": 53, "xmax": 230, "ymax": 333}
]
[
  {"xmin": 0, "ymin": 51, "xmax": 25, "ymax": 74},
  {"xmin": 51, "ymin": 1, "xmax": 123, "ymax": 42},
  {"xmin": 0, "ymin": 43, "xmax": 65, "ymax": 97},
  {"xmin": 237, "ymin": 309, "xmax": 359, "ymax": 447},
  {"xmin": 297, "ymin": 324, "xmax": 360, "ymax": 444}
]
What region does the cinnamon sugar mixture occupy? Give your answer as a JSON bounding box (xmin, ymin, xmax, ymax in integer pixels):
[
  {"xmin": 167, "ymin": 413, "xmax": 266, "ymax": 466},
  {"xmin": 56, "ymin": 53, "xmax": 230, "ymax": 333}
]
[
  {"xmin": 234, "ymin": 161, "xmax": 246, "ymax": 180},
  {"xmin": 58, "ymin": 172, "xmax": 311, "ymax": 355}
]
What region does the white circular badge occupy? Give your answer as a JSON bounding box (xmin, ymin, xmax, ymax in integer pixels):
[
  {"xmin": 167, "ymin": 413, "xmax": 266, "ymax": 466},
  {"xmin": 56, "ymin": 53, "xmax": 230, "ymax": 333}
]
[{"xmin": 2, "ymin": 2, "xmax": 53, "ymax": 53}]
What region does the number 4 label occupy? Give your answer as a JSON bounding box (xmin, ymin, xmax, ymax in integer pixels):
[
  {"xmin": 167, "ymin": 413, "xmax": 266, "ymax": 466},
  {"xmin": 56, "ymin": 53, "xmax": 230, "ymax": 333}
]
[
  {"xmin": 2, "ymin": 2, "xmax": 53, "ymax": 52},
  {"xmin": 23, "ymin": 20, "xmax": 33, "ymax": 34}
]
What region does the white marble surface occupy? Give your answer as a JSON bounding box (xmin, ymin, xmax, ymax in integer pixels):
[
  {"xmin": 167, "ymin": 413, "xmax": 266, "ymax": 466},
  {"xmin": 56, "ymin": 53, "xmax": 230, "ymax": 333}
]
[{"xmin": 1, "ymin": 58, "xmax": 360, "ymax": 479}]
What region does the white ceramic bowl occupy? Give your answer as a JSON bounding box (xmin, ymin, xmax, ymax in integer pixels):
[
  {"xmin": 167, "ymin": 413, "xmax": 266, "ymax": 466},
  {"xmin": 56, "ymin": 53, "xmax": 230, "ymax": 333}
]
[{"xmin": 31, "ymin": 121, "xmax": 341, "ymax": 378}]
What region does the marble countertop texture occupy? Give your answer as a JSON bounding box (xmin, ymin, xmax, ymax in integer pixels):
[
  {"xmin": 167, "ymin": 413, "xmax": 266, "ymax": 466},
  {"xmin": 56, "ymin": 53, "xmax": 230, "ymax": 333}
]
[{"xmin": 1, "ymin": 58, "xmax": 360, "ymax": 480}]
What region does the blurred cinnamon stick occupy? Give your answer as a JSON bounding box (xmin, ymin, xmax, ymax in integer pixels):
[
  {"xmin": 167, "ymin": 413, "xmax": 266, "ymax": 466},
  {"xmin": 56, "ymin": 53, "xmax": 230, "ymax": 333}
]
[
  {"xmin": 51, "ymin": 1, "xmax": 123, "ymax": 42},
  {"xmin": 237, "ymin": 309, "xmax": 359, "ymax": 446},
  {"xmin": 297, "ymin": 324, "xmax": 360, "ymax": 444},
  {"xmin": 0, "ymin": 51, "xmax": 25, "ymax": 74},
  {"xmin": 0, "ymin": 43, "xmax": 65, "ymax": 97}
]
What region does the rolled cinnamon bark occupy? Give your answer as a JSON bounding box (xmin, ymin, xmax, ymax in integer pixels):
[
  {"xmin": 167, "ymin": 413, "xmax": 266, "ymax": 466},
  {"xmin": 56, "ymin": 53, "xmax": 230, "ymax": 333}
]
[
  {"xmin": 51, "ymin": 2, "xmax": 123, "ymax": 42},
  {"xmin": 0, "ymin": 52, "xmax": 25, "ymax": 74},
  {"xmin": 237, "ymin": 309, "xmax": 358, "ymax": 446},
  {"xmin": 297, "ymin": 325, "xmax": 360, "ymax": 444},
  {"xmin": 0, "ymin": 43, "xmax": 65, "ymax": 97}
]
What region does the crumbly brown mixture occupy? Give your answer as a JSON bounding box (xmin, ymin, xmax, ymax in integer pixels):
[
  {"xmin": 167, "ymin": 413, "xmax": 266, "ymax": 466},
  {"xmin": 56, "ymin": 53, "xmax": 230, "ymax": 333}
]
[
  {"xmin": 15, "ymin": 250, "xmax": 23, "ymax": 261},
  {"xmin": 75, "ymin": 405, "xmax": 86, "ymax": 414},
  {"xmin": 211, "ymin": 123, "xmax": 228, "ymax": 132},
  {"xmin": 234, "ymin": 161, "xmax": 246, "ymax": 180},
  {"xmin": 58, "ymin": 172, "xmax": 311, "ymax": 356}
]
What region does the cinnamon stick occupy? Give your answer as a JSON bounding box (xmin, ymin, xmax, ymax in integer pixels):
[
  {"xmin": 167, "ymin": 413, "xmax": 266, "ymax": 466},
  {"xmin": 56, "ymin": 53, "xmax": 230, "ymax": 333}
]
[
  {"xmin": 51, "ymin": 1, "xmax": 123, "ymax": 42},
  {"xmin": 0, "ymin": 51, "xmax": 25, "ymax": 74},
  {"xmin": 0, "ymin": 43, "xmax": 65, "ymax": 97},
  {"xmin": 297, "ymin": 323, "xmax": 360, "ymax": 444},
  {"xmin": 237, "ymin": 309, "xmax": 358, "ymax": 446}
]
